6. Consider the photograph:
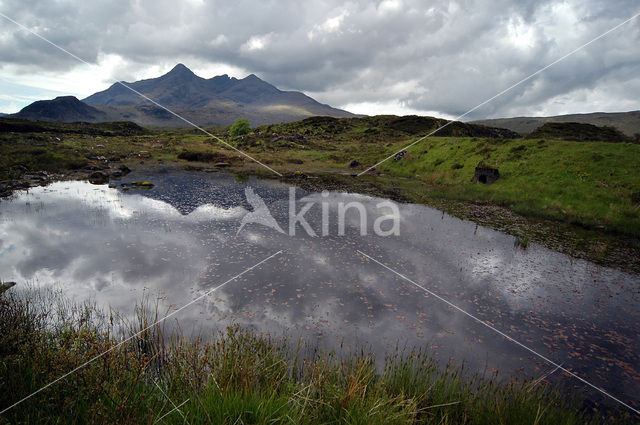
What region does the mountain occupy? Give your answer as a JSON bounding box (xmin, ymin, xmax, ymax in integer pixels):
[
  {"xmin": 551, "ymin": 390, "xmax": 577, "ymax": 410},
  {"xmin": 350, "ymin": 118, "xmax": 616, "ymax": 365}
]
[
  {"xmin": 10, "ymin": 64, "xmax": 355, "ymax": 127},
  {"xmin": 12, "ymin": 96, "xmax": 108, "ymax": 122},
  {"xmin": 472, "ymin": 111, "xmax": 640, "ymax": 138}
]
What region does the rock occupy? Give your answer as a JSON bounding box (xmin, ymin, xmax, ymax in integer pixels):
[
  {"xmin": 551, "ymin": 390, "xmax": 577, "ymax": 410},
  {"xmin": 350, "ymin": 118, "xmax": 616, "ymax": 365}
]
[
  {"xmin": 349, "ymin": 160, "xmax": 360, "ymax": 168},
  {"xmin": 473, "ymin": 166, "xmax": 500, "ymax": 184},
  {"xmin": 393, "ymin": 150, "xmax": 407, "ymax": 161},
  {"xmin": 86, "ymin": 153, "xmax": 108, "ymax": 162},
  {"xmin": 0, "ymin": 281, "xmax": 16, "ymax": 294},
  {"xmin": 0, "ymin": 183, "xmax": 10, "ymax": 197},
  {"xmin": 88, "ymin": 171, "xmax": 109, "ymax": 184},
  {"xmin": 25, "ymin": 171, "xmax": 51, "ymax": 182},
  {"xmin": 109, "ymin": 164, "xmax": 131, "ymax": 178},
  {"xmin": 84, "ymin": 164, "xmax": 107, "ymax": 171},
  {"xmin": 10, "ymin": 181, "xmax": 30, "ymax": 190}
]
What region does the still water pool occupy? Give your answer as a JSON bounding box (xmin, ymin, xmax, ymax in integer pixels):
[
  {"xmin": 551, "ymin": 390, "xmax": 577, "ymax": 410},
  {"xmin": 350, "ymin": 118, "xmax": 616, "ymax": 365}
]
[{"xmin": 0, "ymin": 167, "xmax": 638, "ymax": 410}]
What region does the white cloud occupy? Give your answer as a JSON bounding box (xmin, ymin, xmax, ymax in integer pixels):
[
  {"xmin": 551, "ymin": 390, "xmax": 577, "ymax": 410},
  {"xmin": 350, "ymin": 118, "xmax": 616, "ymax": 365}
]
[
  {"xmin": 243, "ymin": 34, "xmax": 269, "ymax": 51},
  {"xmin": 340, "ymin": 100, "xmax": 455, "ymax": 119},
  {"xmin": 308, "ymin": 10, "xmax": 349, "ymax": 40},
  {"xmin": 378, "ymin": 0, "xmax": 402, "ymax": 14}
]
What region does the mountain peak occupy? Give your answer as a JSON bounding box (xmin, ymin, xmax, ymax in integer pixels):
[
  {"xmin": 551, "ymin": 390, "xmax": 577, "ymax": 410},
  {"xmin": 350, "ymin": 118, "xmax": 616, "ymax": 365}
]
[
  {"xmin": 166, "ymin": 63, "xmax": 195, "ymax": 76},
  {"xmin": 53, "ymin": 95, "xmax": 82, "ymax": 102}
]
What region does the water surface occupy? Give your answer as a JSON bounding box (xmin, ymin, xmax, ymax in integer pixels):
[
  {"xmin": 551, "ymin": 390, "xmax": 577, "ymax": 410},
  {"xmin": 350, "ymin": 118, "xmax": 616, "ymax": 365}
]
[{"xmin": 0, "ymin": 168, "xmax": 638, "ymax": 410}]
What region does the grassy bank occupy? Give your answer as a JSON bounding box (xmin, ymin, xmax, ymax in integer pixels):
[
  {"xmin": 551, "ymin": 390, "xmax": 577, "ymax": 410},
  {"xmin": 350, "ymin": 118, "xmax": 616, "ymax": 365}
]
[
  {"xmin": 0, "ymin": 287, "xmax": 633, "ymax": 424},
  {"xmin": 377, "ymin": 137, "xmax": 640, "ymax": 236}
]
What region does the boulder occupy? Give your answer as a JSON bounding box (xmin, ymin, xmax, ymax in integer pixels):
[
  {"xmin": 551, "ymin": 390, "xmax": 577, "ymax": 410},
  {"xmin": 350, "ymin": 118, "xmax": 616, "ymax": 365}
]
[
  {"xmin": 393, "ymin": 150, "xmax": 407, "ymax": 161},
  {"xmin": 473, "ymin": 166, "xmax": 500, "ymax": 184},
  {"xmin": 88, "ymin": 171, "xmax": 109, "ymax": 184}
]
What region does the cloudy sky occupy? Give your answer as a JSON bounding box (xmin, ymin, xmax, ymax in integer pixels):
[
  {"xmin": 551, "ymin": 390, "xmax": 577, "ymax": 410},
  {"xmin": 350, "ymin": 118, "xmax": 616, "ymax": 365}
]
[{"xmin": 0, "ymin": 0, "xmax": 639, "ymax": 119}]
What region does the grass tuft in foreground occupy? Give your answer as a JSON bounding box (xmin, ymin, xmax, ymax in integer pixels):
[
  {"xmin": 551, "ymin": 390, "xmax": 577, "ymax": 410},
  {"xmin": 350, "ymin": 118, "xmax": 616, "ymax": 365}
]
[{"xmin": 0, "ymin": 287, "xmax": 634, "ymax": 424}]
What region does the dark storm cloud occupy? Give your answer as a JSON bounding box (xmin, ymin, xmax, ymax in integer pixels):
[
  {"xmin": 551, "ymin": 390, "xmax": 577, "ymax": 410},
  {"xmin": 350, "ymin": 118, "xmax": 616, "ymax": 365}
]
[{"xmin": 0, "ymin": 0, "xmax": 638, "ymax": 117}]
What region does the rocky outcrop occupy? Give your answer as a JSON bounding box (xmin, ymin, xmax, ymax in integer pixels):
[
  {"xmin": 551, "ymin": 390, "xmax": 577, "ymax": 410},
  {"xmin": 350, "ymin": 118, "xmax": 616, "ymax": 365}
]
[{"xmin": 473, "ymin": 167, "xmax": 500, "ymax": 184}]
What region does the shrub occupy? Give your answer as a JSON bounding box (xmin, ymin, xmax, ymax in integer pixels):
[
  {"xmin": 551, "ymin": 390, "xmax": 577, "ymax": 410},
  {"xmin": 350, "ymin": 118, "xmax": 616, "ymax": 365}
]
[{"xmin": 230, "ymin": 119, "xmax": 251, "ymax": 137}]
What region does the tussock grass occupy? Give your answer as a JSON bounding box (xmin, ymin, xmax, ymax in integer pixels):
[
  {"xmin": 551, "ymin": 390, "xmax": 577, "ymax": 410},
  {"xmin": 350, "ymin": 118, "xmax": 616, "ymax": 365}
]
[{"xmin": 0, "ymin": 287, "xmax": 633, "ymax": 424}]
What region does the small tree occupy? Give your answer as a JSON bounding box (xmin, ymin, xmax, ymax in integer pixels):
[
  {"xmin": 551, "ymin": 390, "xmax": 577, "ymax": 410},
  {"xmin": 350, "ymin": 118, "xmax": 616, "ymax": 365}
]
[{"xmin": 230, "ymin": 119, "xmax": 251, "ymax": 137}]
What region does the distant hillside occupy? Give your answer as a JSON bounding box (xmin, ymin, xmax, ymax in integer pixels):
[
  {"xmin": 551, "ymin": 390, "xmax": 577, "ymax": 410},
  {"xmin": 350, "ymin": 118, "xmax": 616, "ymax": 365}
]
[
  {"xmin": 384, "ymin": 115, "xmax": 519, "ymax": 138},
  {"xmin": 12, "ymin": 96, "xmax": 108, "ymax": 122},
  {"xmin": 9, "ymin": 64, "xmax": 354, "ymax": 127},
  {"xmin": 526, "ymin": 122, "xmax": 633, "ymax": 143},
  {"xmin": 0, "ymin": 117, "xmax": 148, "ymax": 136},
  {"xmin": 472, "ymin": 111, "xmax": 640, "ymax": 137},
  {"xmin": 256, "ymin": 115, "xmax": 520, "ymax": 139}
]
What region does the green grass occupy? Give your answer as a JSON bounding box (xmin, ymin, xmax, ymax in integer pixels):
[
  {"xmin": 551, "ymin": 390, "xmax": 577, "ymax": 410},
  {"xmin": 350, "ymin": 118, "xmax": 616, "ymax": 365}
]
[
  {"xmin": 377, "ymin": 137, "xmax": 640, "ymax": 235},
  {"xmin": 0, "ymin": 287, "xmax": 634, "ymax": 424}
]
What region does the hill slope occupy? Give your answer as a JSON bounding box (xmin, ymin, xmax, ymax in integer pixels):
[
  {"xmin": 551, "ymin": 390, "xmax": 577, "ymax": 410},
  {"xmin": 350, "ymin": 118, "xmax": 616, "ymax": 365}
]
[
  {"xmin": 12, "ymin": 96, "xmax": 108, "ymax": 122},
  {"xmin": 526, "ymin": 122, "xmax": 633, "ymax": 143},
  {"xmin": 472, "ymin": 110, "xmax": 640, "ymax": 137}
]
